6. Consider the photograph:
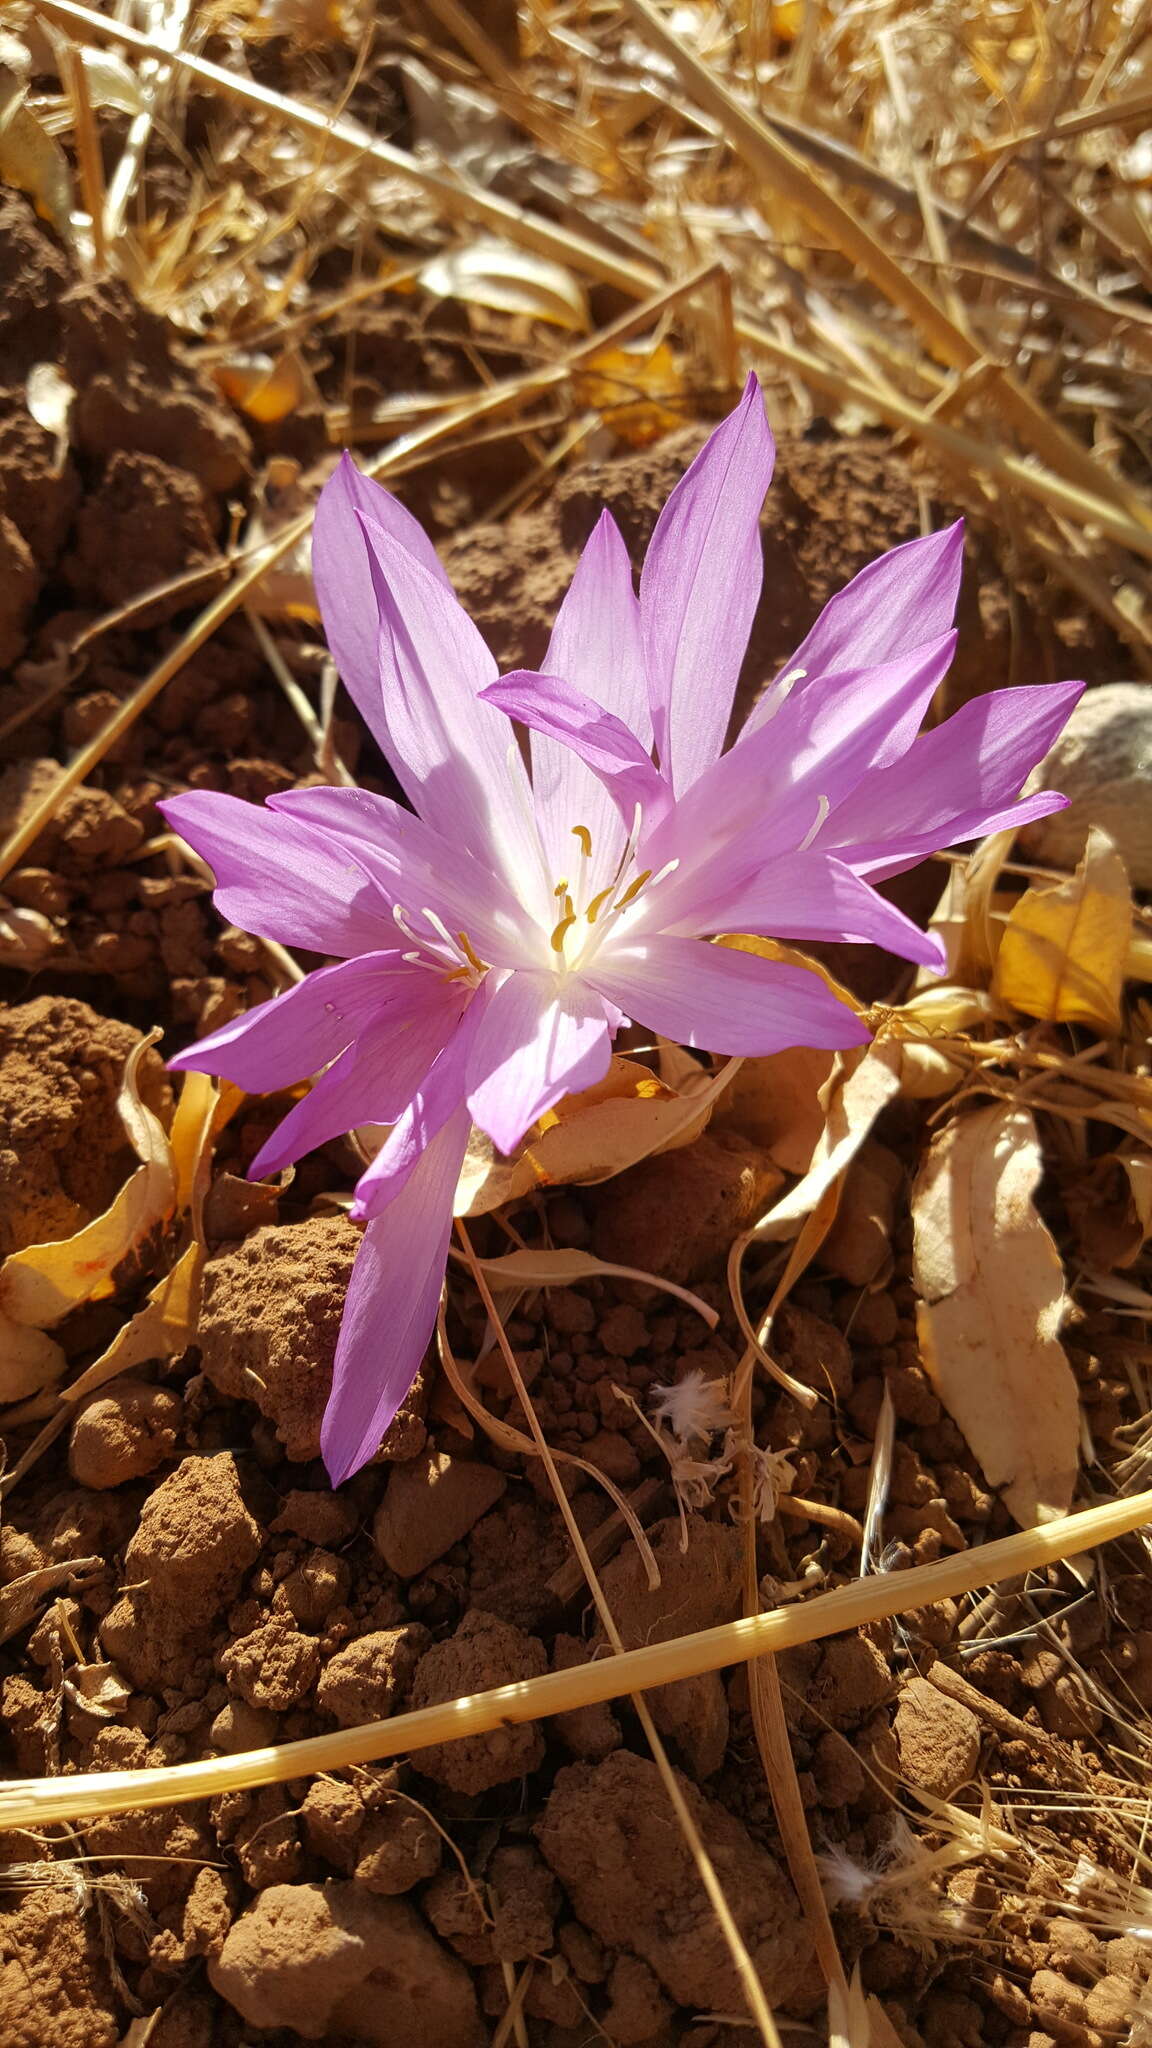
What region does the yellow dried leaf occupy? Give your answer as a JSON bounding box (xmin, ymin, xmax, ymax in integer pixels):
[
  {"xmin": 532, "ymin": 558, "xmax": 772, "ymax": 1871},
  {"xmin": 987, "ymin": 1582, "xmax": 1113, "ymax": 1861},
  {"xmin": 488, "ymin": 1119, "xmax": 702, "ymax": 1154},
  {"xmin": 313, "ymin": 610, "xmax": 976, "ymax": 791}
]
[
  {"xmin": 994, "ymin": 827, "xmax": 1132, "ymax": 1032},
  {"xmin": 912, "ymin": 1104, "xmax": 1080, "ymax": 1528},
  {"xmin": 213, "ymin": 350, "xmax": 311, "ymax": 424},
  {"xmin": 0, "ymin": 1036, "xmax": 175, "ymax": 1328},
  {"xmin": 0, "ymin": 1311, "xmax": 66, "ymax": 1404},
  {"xmin": 455, "ymin": 1055, "xmax": 737, "ymax": 1216},
  {"xmin": 0, "ymin": 77, "xmax": 74, "ymax": 241},
  {"xmin": 572, "ymin": 341, "xmax": 684, "ymax": 446},
  {"xmin": 751, "ymin": 1039, "xmax": 905, "ymax": 1243}
]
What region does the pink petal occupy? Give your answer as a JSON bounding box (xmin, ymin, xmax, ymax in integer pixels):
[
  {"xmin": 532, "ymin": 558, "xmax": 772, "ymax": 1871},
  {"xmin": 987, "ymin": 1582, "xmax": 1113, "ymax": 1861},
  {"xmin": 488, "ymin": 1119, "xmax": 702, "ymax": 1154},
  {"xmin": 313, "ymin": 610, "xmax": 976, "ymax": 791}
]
[
  {"xmin": 532, "ymin": 510, "xmax": 650, "ymax": 877},
  {"xmin": 481, "ymin": 670, "xmax": 669, "ymax": 834},
  {"xmin": 356, "ymin": 512, "xmax": 550, "ymax": 918},
  {"xmin": 465, "ymin": 969, "xmax": 613, "ymax": 1155},
  {"xmin": 249, "ymin": 980, "xmax": 470, "ymax": 1178},
  {"xmin": 641, "ymin": 373, "xmax": 775, "ymax": 793},
  {"xmin": 821, "ymin": 679, "xmax": 1085, "ymax": 880},
  {"xmin": 743, "ymin": 523, "xmax": 965, "ymax": 754},
  {"xmin": 321, "ymin": 1106, "xmax": 471, "ymax": 1486},
  {"xmin": 268, "ymin": 784, "xmax": 538, "ymax": 969},
  {"xmin": 587, "ymin": 936, "xmax": 870, "ymax": 1055},
  {"xmin": 349, "ymin": 995, "xmax": 484, "ymax": 1220},
  {"xmin": 311, "ymin": 454, "xmax": 451, "ymax": 757},
  {"xmin": 669, "ymin": 851, "xmax": 946, "ymax": 970},
  {"xmin": 160, "ymin": 791, "xmax": 395, "ymax": 955},
  {"xmin": 640, "ymin": 632, "xmax": 957, "ymax": 917},
  {"xmin": 167, "ymin": 950, "xmax": 415, "ymax": 1088}
]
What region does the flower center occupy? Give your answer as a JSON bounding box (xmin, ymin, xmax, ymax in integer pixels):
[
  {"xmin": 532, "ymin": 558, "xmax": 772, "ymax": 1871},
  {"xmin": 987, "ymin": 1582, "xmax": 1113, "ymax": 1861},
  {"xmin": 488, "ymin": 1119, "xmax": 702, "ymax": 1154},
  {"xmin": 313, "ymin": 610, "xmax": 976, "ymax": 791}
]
[{"xmin": 547, "ymin": 818, "xmax": 677, "ymax": 974}]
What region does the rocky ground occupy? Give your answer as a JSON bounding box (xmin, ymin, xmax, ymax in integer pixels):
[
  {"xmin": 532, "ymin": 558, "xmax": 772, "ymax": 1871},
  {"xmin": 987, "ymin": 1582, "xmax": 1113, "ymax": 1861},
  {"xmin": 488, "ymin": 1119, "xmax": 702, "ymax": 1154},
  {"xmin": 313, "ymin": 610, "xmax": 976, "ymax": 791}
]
[{"xmin": 0, "ymin": 172, "xmax": 1150, "ymax": 2048}]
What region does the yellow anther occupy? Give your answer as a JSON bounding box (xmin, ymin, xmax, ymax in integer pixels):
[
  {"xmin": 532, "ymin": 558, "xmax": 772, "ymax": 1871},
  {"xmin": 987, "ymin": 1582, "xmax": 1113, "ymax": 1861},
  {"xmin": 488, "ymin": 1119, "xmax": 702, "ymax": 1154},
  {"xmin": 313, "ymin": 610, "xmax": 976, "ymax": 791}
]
[
  {"xmin": 585, "ymin": 885, "xmax": 614, "ymax": 925},
  {"xmin": 571, "ymin": 825, "xmax": 592, "ymax": 858},
  {"xmin": 456, "ymin": 931, "xmax": 488, "ymax": 977},
  {"xmin": 614, "ymin": 868, "xmax": 652, "ymax": 911},
  {"xmin": 550, "ymin": 911, "xmax": 578, "ymax": 952},
  {"xmin": 553, "ymin": 878, "xmax": 569, "ymax": 897}
]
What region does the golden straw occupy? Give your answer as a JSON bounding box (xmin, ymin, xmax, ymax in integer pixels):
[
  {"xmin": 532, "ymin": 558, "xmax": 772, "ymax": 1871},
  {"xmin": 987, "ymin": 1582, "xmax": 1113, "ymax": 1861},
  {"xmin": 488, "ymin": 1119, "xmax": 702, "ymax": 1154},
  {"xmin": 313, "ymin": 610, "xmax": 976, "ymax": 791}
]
[{"xmin": 3, "ymin": 1487, "xmax": 1148, "ymax": 1830}]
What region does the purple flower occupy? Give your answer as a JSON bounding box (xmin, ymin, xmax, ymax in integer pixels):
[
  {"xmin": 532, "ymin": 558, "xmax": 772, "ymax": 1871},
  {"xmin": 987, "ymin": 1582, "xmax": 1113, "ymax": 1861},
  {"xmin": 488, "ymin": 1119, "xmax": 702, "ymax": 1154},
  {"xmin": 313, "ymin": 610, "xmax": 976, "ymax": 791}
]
[{"xmin": 162, "ymin": 375, "xmax": 1080, "ymax": 1483}]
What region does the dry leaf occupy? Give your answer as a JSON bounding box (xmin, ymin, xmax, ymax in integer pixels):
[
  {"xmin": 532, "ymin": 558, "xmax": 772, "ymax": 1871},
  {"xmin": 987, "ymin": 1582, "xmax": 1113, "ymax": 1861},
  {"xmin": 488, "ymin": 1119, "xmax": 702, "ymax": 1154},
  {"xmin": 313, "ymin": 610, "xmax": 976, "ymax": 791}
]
[
  {"xmin": 994, "ymin": 827, "xmax": 1131, "ymax": 1032},
  {"xmin": 420, "ymin": 238, "xmax": 589, "ymax": 329},
  {"xmin": 213, "ymin": 350, "xmax": 312, "ymax": 423},
  {"xmin": 912, "ymin": 1104, "xmax": 1080, "ymax": 1528},
  {"xmin": 0, "ymin": 72, "xmax": 74, "ymax": 241},
  {"xmin": 1067, "ymin": 1145, "xmax": 1152, "ymax": 1271},
  {"xmin": 0, "ymin": 1557, "xmax": 101, "ymax": 1646},
  {"xmin": 466, "ymin": 1247, "xmax": 719, "ymax": 1324},
  {"xmin": 572, "ymin": 339, "xmax": 684, "ymax": 445},
  {"xmin": 0, "ymin": 1035, "xmax": 175, "ymax": 1329},
  {"xmin": 455, "ymin": 1055, "xmax": 737, "ymax": 1216},
  {"xmin": 0, "ymin": 1311, "xmax": 66, "ymax": 1404},
  {"xmin": 751, "ymin": 1039, "xmax": 905, "ymax": 1243}
]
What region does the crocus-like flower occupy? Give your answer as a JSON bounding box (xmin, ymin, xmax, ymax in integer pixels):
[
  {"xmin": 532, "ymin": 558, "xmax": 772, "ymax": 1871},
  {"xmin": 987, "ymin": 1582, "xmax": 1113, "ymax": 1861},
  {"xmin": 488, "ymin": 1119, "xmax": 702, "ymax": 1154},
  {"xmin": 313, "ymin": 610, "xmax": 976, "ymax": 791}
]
[{"xmin": 163, "ymin": 375, "xmax": 1080, "ymax": 1483}]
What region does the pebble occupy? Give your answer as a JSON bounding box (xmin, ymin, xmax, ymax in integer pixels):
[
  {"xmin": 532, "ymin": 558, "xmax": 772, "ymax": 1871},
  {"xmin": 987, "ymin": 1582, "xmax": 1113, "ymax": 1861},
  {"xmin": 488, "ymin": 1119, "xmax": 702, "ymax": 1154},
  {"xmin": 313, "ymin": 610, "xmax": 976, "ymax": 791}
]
[{"xmin": 372, "ymin": 1450, "xmax": 506, "ymax": 1578}]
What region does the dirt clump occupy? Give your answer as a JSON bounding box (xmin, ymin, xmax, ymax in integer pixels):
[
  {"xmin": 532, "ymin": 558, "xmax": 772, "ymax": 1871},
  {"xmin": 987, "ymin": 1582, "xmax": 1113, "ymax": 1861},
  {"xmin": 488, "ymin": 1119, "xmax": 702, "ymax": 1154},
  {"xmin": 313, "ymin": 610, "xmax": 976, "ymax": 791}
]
[
  {"xmin": 68, "ymin": 1380, "xmax": 183, "ymax": 1489},
  {"xmin": 316, "ymin": 1622, "xmax": 430, "ymax": 1726},
  {"xmin": 373, "ymin": 1448, "xmax": 507, "ymax": 1576},
  {"xmin": 895, "ymin": 1675, "xmax": 982, "ymax": 1798},
  {"xmin": 595, "ymin": 1517, "xmax": 743, "ymax": 1777},
  {"xmin": 65, "ymin": 451, "xmax": 223, "ymax": 627},
  {"xmin": 410, "ymin": 1608, "xmax": 548, "ymax": 1792},
  {"xmin": 0, "ymin": 995, "xmax": 169, "ymax": 1258},
  {"xmin": 99, "ymin": 1451, "xmax": 262, "ymax": 1689},
  {"xmin": 196, "ymin": 1216, "xmax": 364, "ymax": 1462},
  {"xmin": 537, "ymin": 1748, "xmax": 817, "ymax": 2014},
  {"xmin": 0, "ymin": 1885, "xmax": 118, "ymax": 2048},
  {"xmin": 589, "ymin": 1129, "xmax": 782, "ymax": 1283},
  {"xmin": 209, "ymin": 1880, "xmax": 485, "ymax": 2045},
  {"xmin": 0, "ymin": 397, "xmax": 81, "ymax": 572},
  {"xmin": 0, "ymin": 512, "xmax": 38, "ymax": 669}
]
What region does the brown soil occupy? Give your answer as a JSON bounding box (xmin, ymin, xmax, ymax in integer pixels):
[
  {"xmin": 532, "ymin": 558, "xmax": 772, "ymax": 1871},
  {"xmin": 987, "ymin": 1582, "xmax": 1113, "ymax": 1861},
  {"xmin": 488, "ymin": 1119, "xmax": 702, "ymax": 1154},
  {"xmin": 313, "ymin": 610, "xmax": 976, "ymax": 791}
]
[{"xmin": 0, "ymin": 178, "xmax": 1147, "ymax": 2048}]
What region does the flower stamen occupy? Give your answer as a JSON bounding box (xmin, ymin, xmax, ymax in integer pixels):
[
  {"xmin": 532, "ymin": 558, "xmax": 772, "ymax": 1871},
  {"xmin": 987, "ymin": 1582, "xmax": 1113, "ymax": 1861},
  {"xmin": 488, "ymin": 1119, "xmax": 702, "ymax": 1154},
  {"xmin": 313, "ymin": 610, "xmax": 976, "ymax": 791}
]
[{"xmin": 798, "ymin": 793, "xmax": 830, "ymax": 853}]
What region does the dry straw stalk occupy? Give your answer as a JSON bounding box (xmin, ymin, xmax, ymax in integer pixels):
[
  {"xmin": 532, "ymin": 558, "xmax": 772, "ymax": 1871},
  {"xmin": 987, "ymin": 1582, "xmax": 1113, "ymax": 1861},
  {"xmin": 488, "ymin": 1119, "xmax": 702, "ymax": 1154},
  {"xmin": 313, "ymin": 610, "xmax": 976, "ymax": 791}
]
[{"xmin": 5, "ymin": 1487, "xmax": 1150, "ymax": 1831}]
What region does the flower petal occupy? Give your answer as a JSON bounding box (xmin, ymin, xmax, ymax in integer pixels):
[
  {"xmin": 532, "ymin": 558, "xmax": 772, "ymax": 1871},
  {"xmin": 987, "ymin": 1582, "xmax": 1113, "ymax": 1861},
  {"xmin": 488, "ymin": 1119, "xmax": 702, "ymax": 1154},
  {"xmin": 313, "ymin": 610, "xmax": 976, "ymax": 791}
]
[
  {"xmin": 350, "ymin": 995, "xmax": 484, "ymax": 1219},
  {"xmin": 167, "ymin": 951, "xmax": 425, "ymax": 1089},
  {"xmin": 311, "ymin": 454, "xmax": 451, "ymax": 755},
  {"xmin": 465, "ymin": 969, "xmax": 613, "ymax": 1155},
  {"xmin": 639, "ymin": 632, "xmax": 957, "ymax": 921},
  {"xmin": 743, "ymin": 523, "xmax": 965, "ymax": 754},
  {"xmin": 669, "ymin": 851, "xmax": 946, "ymax": 969},
  {"xmin": 640, "ymin": 373, "xmax": 775, "ymax": 793},
  {"xmin": 587, "ymin": 936, "xmax": 870, "ymax": 1055},
  {"xmin": 160, "ymin": 791, "xmax": 395, "ymax": 955},
  {"xmin": 268, "ymin": 784, "xmax": 538, "ymax": 968},
  {"xmin": 321, "ymin": 1106, "xmax": 471, "ymax": 1486},
  {"xmin": 820, "ymin": 679, "xmax": 1085, "ymax": 880},
  {"xmin": 249, "ymin": 980, "xmax": 470, "ymax": 1178},
  {"xmin": 356, "ymin": 511, "xmax": 551, "ymax": 918},
  {"xmin": 480, "ymin": 670, "xmax": 669, "ymax": 836},
  {"xmin": 532, "ymin": 509, "xmax": 650, "ymax": 876}
]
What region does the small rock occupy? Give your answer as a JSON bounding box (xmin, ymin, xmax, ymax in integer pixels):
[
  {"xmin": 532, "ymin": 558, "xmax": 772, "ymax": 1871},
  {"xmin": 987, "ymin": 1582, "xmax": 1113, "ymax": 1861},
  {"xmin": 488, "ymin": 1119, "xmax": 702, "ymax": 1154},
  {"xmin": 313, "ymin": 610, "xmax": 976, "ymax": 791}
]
[
  {"xmin": 594, "ymin": 1517, "xmax": 741, "ymax": 1777},
  {"xmin": 488, "ymin": 1844, "xmax": 558, "ymax": 1963},
  {"xmin": 894, "ymin": 1677, "xmax": 980, "ymax": 1798},
  {"xmin": 210, "ymin": 1700, "xmax": 280, "ymax": 1754},
  {"xmin": 410, "ymin": 1609, "xmax": 547, "ymax": 1793},
  {"xmin": 373, "ymin": 1450, "xmax": 507, "ymax": 1577},
  {"xmin": 316, "ymin": 1625, "xmax": 430, "ymax": 1728},
  {"xmin": 280, "ymin": 1548, "xmax": 351, "ymax": 1627},
  {"xmin": 819, "ymin": 1140, "xmax": 903, "ymax": 1287},
  {"xmin": 300, "ymin": 1779, "xmax": 365, "ymax": 1872},
  {"xmin": 1084, "ymin": 1975, "xmax": 1135, "ymax": 2035},
  {"xmin": 602, "ymin": 1952, "xmax": 674, "ymax": 2044},
  {"xmin": 589, "ymin": 1130, "xmax": 782, "ymax": 1283},
  {"xmin": 68, "ymin": 1380, "xmax": 182, "ymax": 1488},
  {"xmin": 1022, "ymin": 682, "xmax": 1152, "ymax": 887},
  {"xmin": 1031, "ymin": 1969, "xmax": 1088, "ymax": 2033},
  {"xmin": 355, "ymin": 1801, "xmax": 440, "ymax": 1894},
  {"xmin": 209, "ymin": 1882, "xmax": 484, "ymax": 2046}
]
